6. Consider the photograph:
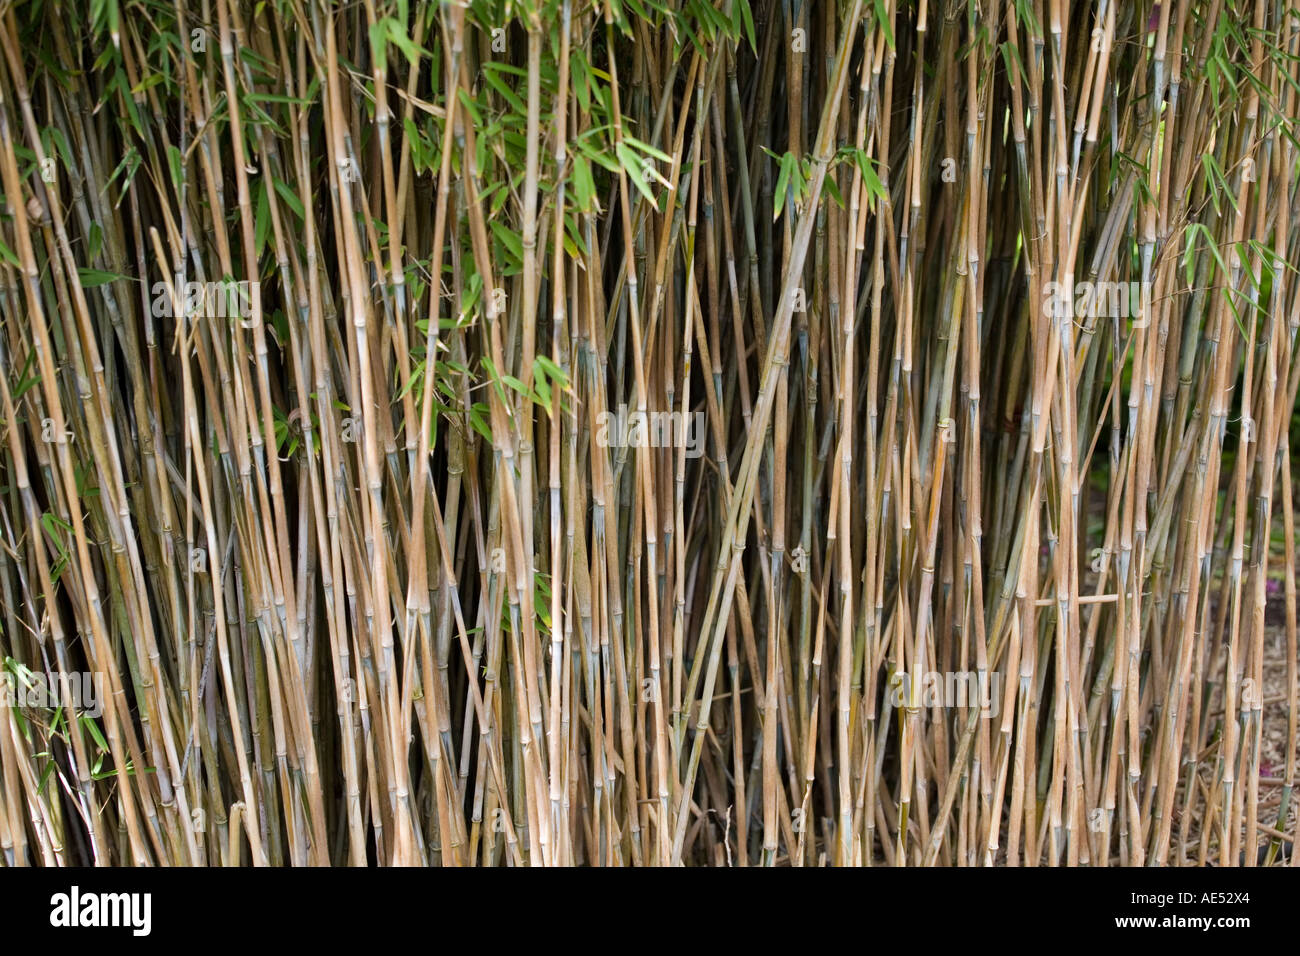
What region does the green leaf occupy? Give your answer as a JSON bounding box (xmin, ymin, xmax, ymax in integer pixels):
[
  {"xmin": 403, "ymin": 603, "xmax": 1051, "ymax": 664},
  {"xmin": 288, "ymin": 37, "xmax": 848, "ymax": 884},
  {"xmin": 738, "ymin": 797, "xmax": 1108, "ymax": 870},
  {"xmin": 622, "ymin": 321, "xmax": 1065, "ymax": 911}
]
[
  {"xmin": 167, "ymin": 145, "xmax": 184, "ymax": 192},
  {"xmin": 368, "ymin": 20, "xmax": 388, "ymax": 74},
  {"xmin": 483, "ymin": 64, "xmax": 527, "ymax": 115},
  {"xmin": 77, "ymin": 268, "xmax": 130, "ymax": 287},
  {"xmin": 386, "ymin": 17, "xmax": 426, "ymax": 66},
  {"xmin": 577, "ymin": 136, "xmax": 621, "ymax": 174},
  {"xmin": 622, "ymin": 134, "xmax": 672, "ymax": 164},
  {"xmin": 736, "ymin": 0, "xmax": 757, "ymax": 52},
  {"xmin": 490, "ymin": 221, "xmax": 524, "ymax": 267},
  {"xmin": 538, "ymin": 355, "xmax": 568, "ymax": 388},
  {"xmin": 457, "ymin": 89, "xmax": 483, "ymax": 127},
  {"xmin": 255, "ymin": 179, "xmax": 270, "ymax": 258},
  {"xmin": 822, "ymin": 173, "xmax": 843, "ymax": 209},
  {"xmin": 874, "ymin": 0, "xmax": 895, "ymax": 50},
  {"xmin": 246, "ymin": 93, "xmax": 315, "ymax": 106},
  {"xmin": 469, "ymin": 402, "xmax": 493, "ymax": 442},
  {"xmin": 273, "ymin": 178, "xmax": 305, "ymax": 220},
  {"xmin": 773, "ymin": 152, "xmax": 793, "ymax": 220},
  {"xmin": 81, "ymin": 715, "xmax": 109, "ymax": 750},
  {"xmin": 617, "ymin": 142, "xmax": 657, "ymax": 207},
  {"xmin": 999, "ymin": 41, "xmax": 1025, "ymax": 86},
  {"xmin": 572, "ymin": 154, "xmax": 595, "ymax": 211}
]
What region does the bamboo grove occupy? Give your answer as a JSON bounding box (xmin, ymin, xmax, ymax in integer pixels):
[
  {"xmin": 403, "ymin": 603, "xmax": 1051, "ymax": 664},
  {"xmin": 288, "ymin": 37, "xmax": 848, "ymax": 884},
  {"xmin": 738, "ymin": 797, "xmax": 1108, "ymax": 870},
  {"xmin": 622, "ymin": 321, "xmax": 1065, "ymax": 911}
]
[{"xmin": 0, "ymin": 0, "xmax": 1297, "ymax": 867}]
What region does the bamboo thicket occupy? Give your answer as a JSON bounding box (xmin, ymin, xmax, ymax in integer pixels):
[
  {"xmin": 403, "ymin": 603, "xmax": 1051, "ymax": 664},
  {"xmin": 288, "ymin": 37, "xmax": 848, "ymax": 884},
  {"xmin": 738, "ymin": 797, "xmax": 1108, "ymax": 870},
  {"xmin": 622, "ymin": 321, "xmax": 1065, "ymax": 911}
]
[{"xmin": 0, "ymin": 0, "xmax": 1297, "ymax": 867}]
